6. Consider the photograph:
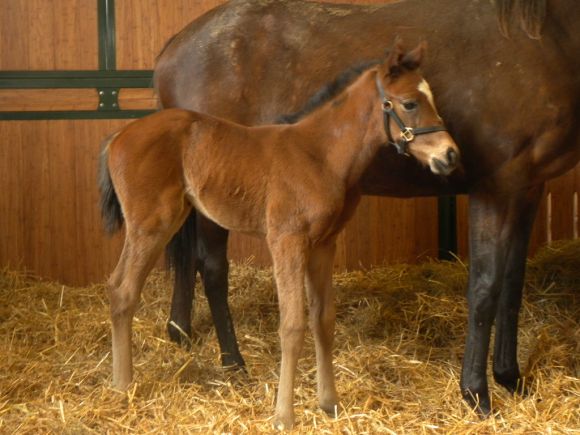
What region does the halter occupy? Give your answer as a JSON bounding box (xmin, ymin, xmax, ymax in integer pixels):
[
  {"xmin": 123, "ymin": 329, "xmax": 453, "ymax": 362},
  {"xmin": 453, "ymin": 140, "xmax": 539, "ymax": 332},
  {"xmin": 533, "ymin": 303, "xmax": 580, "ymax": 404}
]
[{"xmin": 376, "ymin": 75, "xmax": 448, "ymax": 155}]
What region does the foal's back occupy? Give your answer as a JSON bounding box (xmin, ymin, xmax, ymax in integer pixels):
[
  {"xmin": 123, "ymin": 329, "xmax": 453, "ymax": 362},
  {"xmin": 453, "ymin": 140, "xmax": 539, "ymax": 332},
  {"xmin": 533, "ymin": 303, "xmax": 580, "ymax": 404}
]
[{"xmin": 109, "ymin": 108, "xmax": 335, "ymax": 236}]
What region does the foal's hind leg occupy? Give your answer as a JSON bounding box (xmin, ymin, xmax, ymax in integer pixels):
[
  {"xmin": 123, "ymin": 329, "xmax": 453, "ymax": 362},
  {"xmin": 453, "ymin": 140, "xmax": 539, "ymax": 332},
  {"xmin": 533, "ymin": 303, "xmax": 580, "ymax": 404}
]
[
  {"xmin": 110, "ymin": 231, "xmax": 167, "ymax": 389},
  {"xmin": 110, "ymin": 205, "xmax": 191, "ymax": 389},
  {"xmin": 306, "ymin": 240, "xmax": 339, "ymax": 417}
]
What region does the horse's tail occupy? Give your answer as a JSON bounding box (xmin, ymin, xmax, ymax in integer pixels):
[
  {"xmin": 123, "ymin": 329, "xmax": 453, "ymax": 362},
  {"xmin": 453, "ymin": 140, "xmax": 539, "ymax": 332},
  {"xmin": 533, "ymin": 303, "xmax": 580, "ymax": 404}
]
[{"xmin": 98, "ymin": 133, "xmax": 124, "ymax": 235}]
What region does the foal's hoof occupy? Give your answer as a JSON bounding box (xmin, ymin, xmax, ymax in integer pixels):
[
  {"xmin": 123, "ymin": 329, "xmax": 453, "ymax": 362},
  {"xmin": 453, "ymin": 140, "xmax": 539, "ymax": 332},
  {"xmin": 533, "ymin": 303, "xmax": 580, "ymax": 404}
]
[
  {"xmin": 320, "ymin": 402, "xmax": 339, "ymax": 419},
  {"xmin": 167, "ymin": 320, "xmax": 193, "ymax": 348},
  {"xmin": 272, "ymin": 413, "xmax": 295, "ymax": 431}
]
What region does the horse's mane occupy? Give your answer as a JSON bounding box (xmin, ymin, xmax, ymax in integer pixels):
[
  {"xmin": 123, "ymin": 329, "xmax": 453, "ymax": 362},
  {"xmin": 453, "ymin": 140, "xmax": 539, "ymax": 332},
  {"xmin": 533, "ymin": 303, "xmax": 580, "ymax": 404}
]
[
  {"xmin": 495, "ymin": 0, "xmax": 547, "ymax": 39},
  {"xmin": 276, "ymin": 60, "xmax": 381, "ymax": 124}
]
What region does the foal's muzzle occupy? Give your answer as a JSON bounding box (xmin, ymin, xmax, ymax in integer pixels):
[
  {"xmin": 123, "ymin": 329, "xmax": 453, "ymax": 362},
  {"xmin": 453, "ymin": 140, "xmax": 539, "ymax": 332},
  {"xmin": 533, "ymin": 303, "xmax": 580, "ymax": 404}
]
[{"xmin": 430, "ymin": 147, "xmax": 459, "ymax": 176}]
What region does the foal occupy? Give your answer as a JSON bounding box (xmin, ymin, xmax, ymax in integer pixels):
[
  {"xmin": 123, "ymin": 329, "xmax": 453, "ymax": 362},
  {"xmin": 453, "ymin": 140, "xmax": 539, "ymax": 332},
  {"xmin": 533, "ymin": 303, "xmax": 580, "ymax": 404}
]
[{"xmin": 100, "ymin": 42, "xmax": 459, "ymax": 429}]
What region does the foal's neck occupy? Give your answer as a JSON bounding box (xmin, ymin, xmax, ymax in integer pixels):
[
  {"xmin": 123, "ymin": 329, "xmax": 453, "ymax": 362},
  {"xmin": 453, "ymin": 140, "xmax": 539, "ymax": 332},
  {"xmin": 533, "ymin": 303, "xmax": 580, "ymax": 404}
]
[{"xmin": 297, "ymin": 70, "xmax": 385, "ymax": 187}]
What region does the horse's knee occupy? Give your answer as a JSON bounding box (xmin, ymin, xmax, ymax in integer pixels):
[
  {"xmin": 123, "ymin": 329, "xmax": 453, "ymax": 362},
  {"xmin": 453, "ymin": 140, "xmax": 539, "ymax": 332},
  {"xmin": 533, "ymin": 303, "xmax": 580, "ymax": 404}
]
[
  {"xmin": 110, "ymin": 286, "xmax": 140, "ymax": 320},
  {"xmin": 279, "ymin": 324, "xmax": 306, "ymax": 350},
  {"xmin": 197, "ymin": 244, "xmax": 228, "ymax": 289},
  {"xmin": 470, "ymin": 279, "xmax": 502, "ymax": 324},
  {"xmin": 309, "ymin": 304, "xmax": 335, "ymax": 336}
]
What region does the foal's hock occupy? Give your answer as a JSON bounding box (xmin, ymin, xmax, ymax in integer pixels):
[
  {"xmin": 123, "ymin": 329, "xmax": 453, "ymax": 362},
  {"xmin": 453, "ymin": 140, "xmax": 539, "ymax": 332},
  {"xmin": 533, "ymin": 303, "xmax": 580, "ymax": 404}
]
[{"xmin": 100, "ymin": 42, "xmax": 459, "ymax": 429}]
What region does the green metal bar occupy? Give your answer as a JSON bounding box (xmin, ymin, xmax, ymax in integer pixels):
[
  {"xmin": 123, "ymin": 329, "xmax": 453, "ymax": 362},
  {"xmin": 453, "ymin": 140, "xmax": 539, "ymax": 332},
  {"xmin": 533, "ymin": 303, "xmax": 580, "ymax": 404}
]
[
  {"xmin": 0, "ymin": 110, "xmax": 154, "ymax": 121},
  {"xmin": 98, "ymin": 0, "xmax": 116, "ymax": 70},
  {"xmin": 0, "ymin": 71, "xmax": 153, "ymax": 89},
  {"xmin": 0, "ymin": 0, "xmax": 155, "ymax": 120},
  {"xmin": 437, "ymin": 195, "xmax": 458, "ymax": 260}
]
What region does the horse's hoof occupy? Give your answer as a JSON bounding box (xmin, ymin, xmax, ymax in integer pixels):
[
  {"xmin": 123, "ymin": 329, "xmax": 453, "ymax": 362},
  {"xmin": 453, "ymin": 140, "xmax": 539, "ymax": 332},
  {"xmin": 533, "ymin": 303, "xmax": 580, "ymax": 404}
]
[
  {"xmin": 222, "ymin": 353, "xmax": 247, "ymax": 371},
  {"xmin": 494, "ymin": 373, "xmax": 531, "ymax": 397},
  {"xmin": 462, "ymin": 389, "xmax": 492, "ymax": 418},
  {"xmin": 167, "ymin": 320, "xmax": 192, "ymax": 348}
]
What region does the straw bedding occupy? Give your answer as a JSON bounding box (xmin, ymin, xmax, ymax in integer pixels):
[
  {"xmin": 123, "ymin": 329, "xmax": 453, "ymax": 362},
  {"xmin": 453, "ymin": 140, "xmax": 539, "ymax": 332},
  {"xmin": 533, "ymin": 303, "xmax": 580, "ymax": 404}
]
[{"xmin": 0, "ymin": 241, "xmax": 578, "ymax": 433}]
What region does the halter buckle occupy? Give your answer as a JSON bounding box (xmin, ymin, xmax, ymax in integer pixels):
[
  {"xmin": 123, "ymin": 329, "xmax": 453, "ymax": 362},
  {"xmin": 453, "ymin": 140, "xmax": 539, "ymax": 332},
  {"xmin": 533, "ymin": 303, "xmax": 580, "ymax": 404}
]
[
  {"xmin": 382, "ymin": 99, "xmax": 393, "ymax": 112},
  {"xmin": 400, "ymin": 127, "xmax": 414, "ymax": 143}
]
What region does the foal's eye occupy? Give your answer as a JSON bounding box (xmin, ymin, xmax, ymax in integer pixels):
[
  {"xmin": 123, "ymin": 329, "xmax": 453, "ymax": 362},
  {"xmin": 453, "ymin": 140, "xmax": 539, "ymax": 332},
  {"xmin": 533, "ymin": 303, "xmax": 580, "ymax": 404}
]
[{"xmin": 402, "ymin": 101, "xmax": 418, "ymax": 111}]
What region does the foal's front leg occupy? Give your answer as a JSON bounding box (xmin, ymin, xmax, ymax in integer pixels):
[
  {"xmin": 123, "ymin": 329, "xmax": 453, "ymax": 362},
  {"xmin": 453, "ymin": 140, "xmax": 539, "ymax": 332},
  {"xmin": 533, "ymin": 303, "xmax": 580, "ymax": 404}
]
[
  {"xmin": 306, "ymin": 240, "xmax": 339, "ymax": 416},
  {"xmin": 268, "ymin": 234, "xmax": 308, "ymax": 430}
]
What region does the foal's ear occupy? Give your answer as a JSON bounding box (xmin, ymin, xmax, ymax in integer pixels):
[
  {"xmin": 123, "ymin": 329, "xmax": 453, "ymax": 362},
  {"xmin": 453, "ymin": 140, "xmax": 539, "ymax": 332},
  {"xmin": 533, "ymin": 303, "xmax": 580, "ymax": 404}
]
[
  {"xmin": 385, "ymin": 38, "xmax": 404, "ymax": 77},
  {"xmin": 401, "ymin": 41, "xmax": 427, "ymax": 70}
]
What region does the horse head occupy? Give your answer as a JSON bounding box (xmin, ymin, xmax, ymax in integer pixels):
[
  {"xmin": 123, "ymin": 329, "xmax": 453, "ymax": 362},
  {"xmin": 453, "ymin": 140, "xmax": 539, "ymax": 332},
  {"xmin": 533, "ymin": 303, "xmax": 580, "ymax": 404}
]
[{"xmin": 376, "ymin": 41, "xmax": 460, "ymax": 176}]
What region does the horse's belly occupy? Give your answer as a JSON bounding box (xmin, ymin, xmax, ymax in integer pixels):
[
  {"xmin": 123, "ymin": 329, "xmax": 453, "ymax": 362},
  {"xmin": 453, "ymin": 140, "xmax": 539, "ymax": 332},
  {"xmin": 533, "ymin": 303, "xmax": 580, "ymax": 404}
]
[{"xmin": 188, "ymin": 189, "xmax": 266, "ymax": 236}]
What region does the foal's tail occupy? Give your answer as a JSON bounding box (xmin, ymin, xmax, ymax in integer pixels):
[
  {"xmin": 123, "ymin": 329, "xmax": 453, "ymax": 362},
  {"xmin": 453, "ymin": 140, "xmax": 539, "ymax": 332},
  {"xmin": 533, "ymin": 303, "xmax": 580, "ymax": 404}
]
[{"xmin": 98, "ymin": 133, "xmax": 124, "ymax": 235}]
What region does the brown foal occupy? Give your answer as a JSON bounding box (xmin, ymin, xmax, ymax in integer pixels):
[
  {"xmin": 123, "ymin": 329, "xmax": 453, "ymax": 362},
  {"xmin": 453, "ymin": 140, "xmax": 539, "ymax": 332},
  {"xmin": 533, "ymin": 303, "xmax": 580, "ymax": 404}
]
[{"xmin": 100, "ymin": 43, "xmax": 459, "ymax": 429}]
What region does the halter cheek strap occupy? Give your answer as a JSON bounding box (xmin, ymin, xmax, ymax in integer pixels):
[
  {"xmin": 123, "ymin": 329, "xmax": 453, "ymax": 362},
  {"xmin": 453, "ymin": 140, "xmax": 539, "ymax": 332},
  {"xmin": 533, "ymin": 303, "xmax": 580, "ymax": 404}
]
[{"xmin": 376, "ymin": 75, "xmax": 448, "ymax": 155}]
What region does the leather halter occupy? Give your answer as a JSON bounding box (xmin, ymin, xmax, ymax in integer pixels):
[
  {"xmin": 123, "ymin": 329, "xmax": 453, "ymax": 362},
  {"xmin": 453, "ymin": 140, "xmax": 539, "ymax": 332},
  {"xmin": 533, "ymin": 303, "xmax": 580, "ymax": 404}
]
[{"xmin": 376, "ymin": 75, "xmax": 448, "ymax": 155}]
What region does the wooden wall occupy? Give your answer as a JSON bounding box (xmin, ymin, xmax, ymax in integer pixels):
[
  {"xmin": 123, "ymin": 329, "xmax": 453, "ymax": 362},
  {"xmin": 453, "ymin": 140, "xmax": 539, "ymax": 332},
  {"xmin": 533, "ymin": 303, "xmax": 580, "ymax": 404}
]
[
  {"xmin": 0, "ymin": 120, "xmax": 129, "ymax": 284},
  {"xmin": 0, "ymin": 0, "xmax": 98, "ymax": 70},
  {"xmin": 1, "ymin": 0, "xmax": 578, "ymax": 286}
]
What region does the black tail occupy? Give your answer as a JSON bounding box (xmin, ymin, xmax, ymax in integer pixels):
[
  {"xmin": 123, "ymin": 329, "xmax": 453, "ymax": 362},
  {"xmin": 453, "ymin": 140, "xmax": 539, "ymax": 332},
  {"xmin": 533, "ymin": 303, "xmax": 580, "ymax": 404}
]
[
  {"xmin": 165, "ymin": 211, "xmax": 197, "ymax": 283},
  {"xmin": 98, "ymin": 140, "xmax": 124, "ymax": 234}
]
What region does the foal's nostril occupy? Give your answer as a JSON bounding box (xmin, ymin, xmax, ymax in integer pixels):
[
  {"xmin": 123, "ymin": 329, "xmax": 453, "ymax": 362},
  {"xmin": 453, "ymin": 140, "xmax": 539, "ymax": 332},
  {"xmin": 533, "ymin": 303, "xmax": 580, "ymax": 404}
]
[
  {"xmin": 431, "ymin": 157, "xmax": 449, "ymax": 175},
  {"xmin": 446, "ymin": 147, "xmax": 458, "ymax": 166}
]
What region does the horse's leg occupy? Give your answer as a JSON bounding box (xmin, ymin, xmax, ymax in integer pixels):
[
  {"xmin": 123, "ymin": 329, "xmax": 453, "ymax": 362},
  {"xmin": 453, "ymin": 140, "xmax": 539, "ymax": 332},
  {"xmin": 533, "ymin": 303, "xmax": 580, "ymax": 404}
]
[
  {"xmin": 110, "ymin": 230, "xmax": 167, "ymax": 389},
  {"xmin": 493, "ymin": 184, "xmax": 543, "ymax": 394},
  {"xmin": 305, "ymin": 240, "xmax": 339, "ymax": 417},
  {"xmin": 196, "ymin": 214, "xmax": 245, "ymax": 368},
  {"xmin": 167, "ymin": 211, "xmax": 198, "ymax": 345},
  {"xmin": 268, "ymin": 233, "xmax": 308, "ymax": 430},
  {"xmin": 460, "ymin": 185, "xmax": 543, "ymax": 415}
]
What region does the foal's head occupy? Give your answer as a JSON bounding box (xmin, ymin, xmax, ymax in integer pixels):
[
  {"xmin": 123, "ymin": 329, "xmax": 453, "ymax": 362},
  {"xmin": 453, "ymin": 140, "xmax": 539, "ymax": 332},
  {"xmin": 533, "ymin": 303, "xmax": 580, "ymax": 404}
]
[{"xmin": 375, "ymin": 42, "xmax": 459, "ymax": 176}]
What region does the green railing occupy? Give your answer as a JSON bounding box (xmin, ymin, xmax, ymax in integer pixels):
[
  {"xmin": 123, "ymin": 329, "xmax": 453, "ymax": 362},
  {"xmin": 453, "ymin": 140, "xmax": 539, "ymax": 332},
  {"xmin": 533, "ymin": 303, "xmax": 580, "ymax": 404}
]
[{"xmin": 0, "ymin": 0, "xmax": 154, "ymax": 120}]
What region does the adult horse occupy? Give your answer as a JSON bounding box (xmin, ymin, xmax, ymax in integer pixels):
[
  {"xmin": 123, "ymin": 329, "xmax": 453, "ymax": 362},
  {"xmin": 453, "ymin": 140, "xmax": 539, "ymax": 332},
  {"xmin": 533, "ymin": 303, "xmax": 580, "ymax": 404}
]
[{"xmin": 154, "ymin": 0, "xmax": 580, "ymax": 415}]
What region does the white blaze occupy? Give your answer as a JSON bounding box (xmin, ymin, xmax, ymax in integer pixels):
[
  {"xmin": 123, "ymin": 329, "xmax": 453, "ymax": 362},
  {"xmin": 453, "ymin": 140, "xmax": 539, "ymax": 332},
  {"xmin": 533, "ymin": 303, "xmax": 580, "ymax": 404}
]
[{"xmin": 418, "ymin": 79, "xmax": 438, "ymax": 114}]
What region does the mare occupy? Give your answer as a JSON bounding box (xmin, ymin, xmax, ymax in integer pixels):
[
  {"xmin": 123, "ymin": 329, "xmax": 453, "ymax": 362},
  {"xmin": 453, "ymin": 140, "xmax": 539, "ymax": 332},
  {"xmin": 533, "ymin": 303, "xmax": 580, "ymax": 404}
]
[
  {"xmin": 100, "ymin": 43, "xmax": 459, "ymax": 429},
  {"xmin": 154, "ymin": 0, "xmax": 580, "ymax": 416}
]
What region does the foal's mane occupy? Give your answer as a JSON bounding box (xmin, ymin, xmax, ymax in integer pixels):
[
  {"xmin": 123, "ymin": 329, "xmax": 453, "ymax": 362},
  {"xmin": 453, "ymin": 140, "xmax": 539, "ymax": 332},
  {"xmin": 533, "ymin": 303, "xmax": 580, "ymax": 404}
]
[
  {"xmin": 495, "ymin": 0, "xmax": 547, "ymax": 39},
  {"xmin": 276, "ymin": 60, "xmax": 381, "ymax": 124}
]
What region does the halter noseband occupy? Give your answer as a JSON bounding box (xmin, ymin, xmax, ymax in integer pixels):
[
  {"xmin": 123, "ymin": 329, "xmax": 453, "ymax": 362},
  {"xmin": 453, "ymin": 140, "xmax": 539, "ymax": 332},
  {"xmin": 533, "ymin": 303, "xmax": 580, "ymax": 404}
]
[{"xmin": 376, "ymin": 75, "xmax": 448, "ymax": 155}]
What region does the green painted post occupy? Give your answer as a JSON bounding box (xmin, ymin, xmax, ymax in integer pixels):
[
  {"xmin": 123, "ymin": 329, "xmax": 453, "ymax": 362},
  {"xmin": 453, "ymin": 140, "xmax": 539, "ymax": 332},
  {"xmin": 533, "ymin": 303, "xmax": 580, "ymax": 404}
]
[{"xmin": 98, "ymin": 0, "xmax": 116, "ymax": 71}]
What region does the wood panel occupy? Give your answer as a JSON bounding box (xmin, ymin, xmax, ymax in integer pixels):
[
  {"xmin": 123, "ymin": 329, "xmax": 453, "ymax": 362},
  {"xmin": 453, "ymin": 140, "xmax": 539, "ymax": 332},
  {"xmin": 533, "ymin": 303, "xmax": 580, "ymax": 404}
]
[
  {"xmin": 0, "ymin": 89, "xmax": 98, "ymax": 111},
  {"xmin": 0, "ymin": 120, "xmax": 129, "ymax": 285},
  {"xmin": 115, "ymin": 0, "xmax": 224, "ymax": 70},
  {"xmin": 0, "ymin": 0, "xmax": 98, "ymax": 70},
  {"xmin": 118, "ymin": 88, "xmax": 158, "ymax": 110},
  {"xmin": 455, "ymin": 163, "xmax": 580, "ymax": 259},
  {"xmin": 545, "ymin": 169, "xmax": 577, "ymax": 242}
]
